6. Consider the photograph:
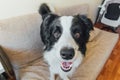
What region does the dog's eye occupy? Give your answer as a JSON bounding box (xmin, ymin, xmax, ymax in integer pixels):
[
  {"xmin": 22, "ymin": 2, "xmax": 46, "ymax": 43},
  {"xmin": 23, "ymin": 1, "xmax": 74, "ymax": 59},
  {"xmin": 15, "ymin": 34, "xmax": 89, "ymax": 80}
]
[
  {"xmin": 74, "ymin": 33, "xmax": 80, "ymax": 38},
  {"xmin": 54, "ymin": 30, "xmax": 61, "ymax": 39},
  {"xmin": 53, "ymin": 26, "xmax": 61, "ymax": 39}
]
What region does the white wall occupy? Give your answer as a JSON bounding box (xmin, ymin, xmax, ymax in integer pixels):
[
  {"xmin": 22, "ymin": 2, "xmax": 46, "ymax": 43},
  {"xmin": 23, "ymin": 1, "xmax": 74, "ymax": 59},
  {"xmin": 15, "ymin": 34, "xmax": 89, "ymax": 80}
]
[{"xmin": 0, "ymin": 0, "xmax": 102, "ymax": 21}]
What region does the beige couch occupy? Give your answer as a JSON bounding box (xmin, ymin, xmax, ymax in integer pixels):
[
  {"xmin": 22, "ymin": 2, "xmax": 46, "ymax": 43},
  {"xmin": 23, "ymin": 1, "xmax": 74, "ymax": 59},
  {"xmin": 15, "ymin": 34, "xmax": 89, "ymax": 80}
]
[{"xmin": 0, "ymin": 4, "xmax": 119, "ymax": 80}]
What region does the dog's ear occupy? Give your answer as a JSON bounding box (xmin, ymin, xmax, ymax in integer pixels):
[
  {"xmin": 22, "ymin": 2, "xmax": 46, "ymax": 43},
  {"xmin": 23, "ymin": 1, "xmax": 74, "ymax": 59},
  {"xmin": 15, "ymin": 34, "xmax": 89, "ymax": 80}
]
[
  {"xmin": 39, "ymin": 3, "xmax": 55, "ymax": 20},
  {"xmin": 79, "ymin": 15, "xmax": 93, "ymax": 32},
  {"xmin": 78, "ymin": 15, "xmax": 93, "ymax": 42},
  {"xmin": 76, "ymin": 15, "xmax": 93, "ymax": 55},
  {"xmin": 39, "ymin": 3, "xmax": 51, "ymax": 19}
]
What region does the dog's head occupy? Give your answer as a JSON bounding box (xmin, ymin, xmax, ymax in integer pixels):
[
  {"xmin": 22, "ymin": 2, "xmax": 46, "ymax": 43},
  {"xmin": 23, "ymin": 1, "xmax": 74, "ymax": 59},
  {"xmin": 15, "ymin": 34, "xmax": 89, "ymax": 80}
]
[{"xmin": 39, "ymin": 3, "xmax": 93, "ymax": 72}]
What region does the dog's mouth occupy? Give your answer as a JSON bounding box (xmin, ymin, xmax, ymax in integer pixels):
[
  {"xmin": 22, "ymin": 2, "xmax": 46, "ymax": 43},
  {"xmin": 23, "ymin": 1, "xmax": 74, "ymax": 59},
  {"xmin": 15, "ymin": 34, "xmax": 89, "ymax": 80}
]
[{"xmin": 61, "ymin": 62, "xmax": 72, "ymax": 72}]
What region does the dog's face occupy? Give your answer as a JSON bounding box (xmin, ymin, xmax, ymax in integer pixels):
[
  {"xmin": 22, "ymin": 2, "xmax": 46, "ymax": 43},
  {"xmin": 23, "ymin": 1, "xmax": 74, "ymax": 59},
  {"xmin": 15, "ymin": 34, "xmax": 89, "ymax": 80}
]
[{"xmin": 39, "ymin": 4, "xmax": 93, "ymax": 72}]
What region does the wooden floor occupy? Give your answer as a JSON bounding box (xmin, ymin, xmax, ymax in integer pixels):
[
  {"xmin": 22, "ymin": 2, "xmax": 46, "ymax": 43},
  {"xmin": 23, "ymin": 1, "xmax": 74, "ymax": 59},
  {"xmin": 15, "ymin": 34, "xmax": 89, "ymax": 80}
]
[{"xmin": 95, "ymin": 23, "xmax": 120, "ymax": 80}]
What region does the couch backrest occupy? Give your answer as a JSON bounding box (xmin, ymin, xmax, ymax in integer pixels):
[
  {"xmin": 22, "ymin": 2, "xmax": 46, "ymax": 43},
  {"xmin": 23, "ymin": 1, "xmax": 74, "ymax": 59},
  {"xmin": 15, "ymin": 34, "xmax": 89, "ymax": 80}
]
[{"xmin": 0, "ymin": 13, "xmax": 44, "ymax": 69}]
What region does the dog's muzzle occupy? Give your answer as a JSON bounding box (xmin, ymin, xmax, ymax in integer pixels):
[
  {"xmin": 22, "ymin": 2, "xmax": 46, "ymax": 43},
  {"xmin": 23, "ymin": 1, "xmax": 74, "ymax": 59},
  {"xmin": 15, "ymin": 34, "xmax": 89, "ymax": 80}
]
[{"xmin": 60, "ymin": 47, "xmax": 75, "ymax": 72}]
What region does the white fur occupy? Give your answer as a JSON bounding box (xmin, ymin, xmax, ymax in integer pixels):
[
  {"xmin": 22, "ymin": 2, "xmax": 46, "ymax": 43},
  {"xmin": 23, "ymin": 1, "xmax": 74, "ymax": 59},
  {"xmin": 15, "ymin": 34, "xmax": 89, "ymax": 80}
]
[{"xmin": 44, "ymin": 16, "xmax": 83, "ymax": 80}]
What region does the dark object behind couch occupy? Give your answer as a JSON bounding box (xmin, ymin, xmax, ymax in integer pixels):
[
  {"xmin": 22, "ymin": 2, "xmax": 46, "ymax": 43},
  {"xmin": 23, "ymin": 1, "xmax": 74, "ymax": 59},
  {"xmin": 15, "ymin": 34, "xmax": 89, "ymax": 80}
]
[
  {"xmin": 0, "ymin": 46, "xmax": 16, "ymax": 80},
  {"xmin": 105, "ymin": 3, "xmax": 120, "ymax": 20}
]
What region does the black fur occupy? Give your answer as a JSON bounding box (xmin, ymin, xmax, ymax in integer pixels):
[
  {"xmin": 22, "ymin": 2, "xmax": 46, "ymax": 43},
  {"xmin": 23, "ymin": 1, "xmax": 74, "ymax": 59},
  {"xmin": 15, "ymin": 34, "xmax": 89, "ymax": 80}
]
[
  {"xmin": 39, "ymin": 3, "xmax": 51, "ymax": 19},
  {"xmin": 39, "ymin": 3, "xmax": 63, "ymax": 51},
  {"xmin": 71, "ymin": 15, "xmax": 93, "ymax": 55},
  {"xmin": 40, "ymin": 14, "xmax": 62, "ymax": 51}
]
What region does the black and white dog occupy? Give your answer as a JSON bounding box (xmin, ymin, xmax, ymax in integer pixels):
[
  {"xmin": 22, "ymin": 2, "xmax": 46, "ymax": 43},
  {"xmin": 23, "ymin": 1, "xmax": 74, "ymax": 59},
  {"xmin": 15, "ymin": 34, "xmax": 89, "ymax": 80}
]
[{"xmin": 39, "ymin": 3, "xmax": 93, "ymax": 80}]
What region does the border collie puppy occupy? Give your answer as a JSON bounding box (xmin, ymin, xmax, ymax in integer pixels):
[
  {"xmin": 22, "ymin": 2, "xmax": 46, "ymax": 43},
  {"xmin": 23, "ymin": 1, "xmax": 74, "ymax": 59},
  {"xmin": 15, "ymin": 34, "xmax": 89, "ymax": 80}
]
[{"xmin": 39, "ymin": 3, "xmax": 93, "ymax": 80}]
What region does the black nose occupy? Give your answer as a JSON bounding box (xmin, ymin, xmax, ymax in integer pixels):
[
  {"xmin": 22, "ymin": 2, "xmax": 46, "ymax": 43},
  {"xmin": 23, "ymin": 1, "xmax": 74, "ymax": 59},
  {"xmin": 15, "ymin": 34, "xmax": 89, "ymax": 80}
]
[{"xmin": 60, "ymin": 48, "xmax": 75, "ymax": 60}]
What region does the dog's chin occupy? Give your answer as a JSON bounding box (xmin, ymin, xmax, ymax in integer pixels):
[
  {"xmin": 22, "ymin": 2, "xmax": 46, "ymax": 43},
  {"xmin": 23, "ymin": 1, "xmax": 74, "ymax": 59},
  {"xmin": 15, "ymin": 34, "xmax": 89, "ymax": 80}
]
[{"xmin": 60, "ymin": 61, "xmax": 73, "ymax": 72}]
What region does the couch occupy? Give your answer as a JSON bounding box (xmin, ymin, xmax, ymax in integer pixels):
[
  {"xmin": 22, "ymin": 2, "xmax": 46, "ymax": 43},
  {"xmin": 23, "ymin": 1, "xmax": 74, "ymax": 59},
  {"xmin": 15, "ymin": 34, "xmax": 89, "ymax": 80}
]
[{"xmin": 0, "ymin": 4, "xmax": 119, "ymax": 80}]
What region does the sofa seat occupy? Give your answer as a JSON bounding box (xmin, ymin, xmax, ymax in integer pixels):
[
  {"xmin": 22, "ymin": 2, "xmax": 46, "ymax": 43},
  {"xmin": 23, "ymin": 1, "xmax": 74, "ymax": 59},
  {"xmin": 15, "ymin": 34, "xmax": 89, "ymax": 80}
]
[{"xmin": 20, "ymin": 28, "xmax": 118, "ymax": 80}]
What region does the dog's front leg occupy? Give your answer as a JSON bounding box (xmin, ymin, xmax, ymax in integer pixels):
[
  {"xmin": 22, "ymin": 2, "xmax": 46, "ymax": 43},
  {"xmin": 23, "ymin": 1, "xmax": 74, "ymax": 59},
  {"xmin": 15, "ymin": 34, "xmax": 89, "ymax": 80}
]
[
  {"xmin": 50, "ymin": 71, "xmax": 55, "ymax": 80},
  {"xmin": 49, "ymin": 68, "xmax": 55, "ymax": 80},
  {"xmin": 50, "ymin": 74, "xmax": 54, "ymax": 80},
  {"xmin": 63, "ymin": 77, "xmax": 70, "ymax": 80},
  {"xmin": 61, "ymin": 76, "xmax": 70, "ymax": 80}
]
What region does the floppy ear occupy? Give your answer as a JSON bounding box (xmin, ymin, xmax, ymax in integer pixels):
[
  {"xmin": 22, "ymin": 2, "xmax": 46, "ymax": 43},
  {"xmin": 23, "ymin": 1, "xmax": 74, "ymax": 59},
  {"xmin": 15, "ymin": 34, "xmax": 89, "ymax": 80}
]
[
  {"xmin": 78, "ymin": 15, "xmax": 93, "ymax": 43},
  {"xmin": 79, "ymin": 15, "xmax": 93, "ymax": 32},
  {"xmin": 77, "ymin": 15, "xmax": 93, "ymax": 55}
]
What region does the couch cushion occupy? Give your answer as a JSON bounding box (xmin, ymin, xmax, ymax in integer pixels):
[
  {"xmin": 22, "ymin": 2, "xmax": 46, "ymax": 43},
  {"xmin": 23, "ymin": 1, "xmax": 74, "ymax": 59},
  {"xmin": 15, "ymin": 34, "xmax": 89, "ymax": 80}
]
[
  {"xmin": 20, "ymin": 28, "xmax": 119, "ymax": 80},
  {"xmin": 0, "ymin": 13, "xmax": 44, "ymax": 69}
]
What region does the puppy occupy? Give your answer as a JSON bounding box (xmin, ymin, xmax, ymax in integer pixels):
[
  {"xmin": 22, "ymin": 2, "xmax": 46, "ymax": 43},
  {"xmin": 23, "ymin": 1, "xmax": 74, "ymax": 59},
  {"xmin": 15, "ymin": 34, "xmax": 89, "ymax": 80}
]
[{"xmin": 39, "ymin": 3, "xmax": 93, "ymax": 80}]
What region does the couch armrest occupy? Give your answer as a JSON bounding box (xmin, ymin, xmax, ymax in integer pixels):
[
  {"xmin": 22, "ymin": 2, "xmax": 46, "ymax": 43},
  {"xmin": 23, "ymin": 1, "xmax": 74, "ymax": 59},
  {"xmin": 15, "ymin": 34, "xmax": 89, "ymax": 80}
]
[{"xmin": 0, "ymin": 46, "xmax": 16, "ymax": 80}]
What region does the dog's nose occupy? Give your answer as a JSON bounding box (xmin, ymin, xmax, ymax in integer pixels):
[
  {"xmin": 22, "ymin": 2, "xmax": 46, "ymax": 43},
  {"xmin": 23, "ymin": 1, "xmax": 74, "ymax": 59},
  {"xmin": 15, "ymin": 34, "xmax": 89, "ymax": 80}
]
[{"xmin": 60, "ymin": 48, "xmax": 75, "ymax": 60}]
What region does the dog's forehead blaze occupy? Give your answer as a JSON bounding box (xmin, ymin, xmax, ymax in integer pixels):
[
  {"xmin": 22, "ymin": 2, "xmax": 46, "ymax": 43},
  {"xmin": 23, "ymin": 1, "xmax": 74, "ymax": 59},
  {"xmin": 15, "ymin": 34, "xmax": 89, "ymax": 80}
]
[
  {"xmin": 59, "ymin": 16, "xmax": 74, "ymax": 33},
  {"xmin": 54, "ymin": 16, "xmax": 79, "ymax": 49}
]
